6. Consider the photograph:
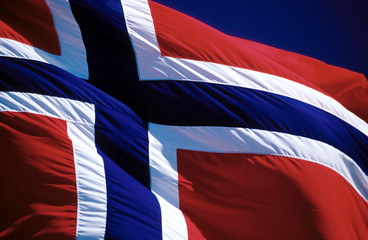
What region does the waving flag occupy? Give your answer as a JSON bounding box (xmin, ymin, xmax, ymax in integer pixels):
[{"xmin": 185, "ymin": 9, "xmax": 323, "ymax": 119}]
[{"xmin": 1, "ymin": 0, "xmax": 367, "ymax": 239}]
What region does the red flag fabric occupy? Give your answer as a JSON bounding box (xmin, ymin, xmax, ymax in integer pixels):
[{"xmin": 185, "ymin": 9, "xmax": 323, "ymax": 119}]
[{"xmin": 0, "ymin": 0, "xmax": 367, "ymax": 239}]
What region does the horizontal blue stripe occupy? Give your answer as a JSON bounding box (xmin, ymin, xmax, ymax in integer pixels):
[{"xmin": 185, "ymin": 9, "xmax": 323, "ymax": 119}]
[{"xmin": 98, "ymin": 80, "xmax": 368, "ymax": 176}]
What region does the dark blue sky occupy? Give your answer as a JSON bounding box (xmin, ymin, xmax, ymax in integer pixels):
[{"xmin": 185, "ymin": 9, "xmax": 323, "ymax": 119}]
[{"xmin": 154, "ymin": 0, "xmax": 368, "ymax": 78}]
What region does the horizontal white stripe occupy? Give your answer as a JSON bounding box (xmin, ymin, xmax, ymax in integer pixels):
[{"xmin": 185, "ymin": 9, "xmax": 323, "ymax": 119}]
[
  {"xmin": 0, "ymin": 0, "xmax": 88, "ymax": 79},
  {"xmin": 0, "ymin": 91, "xmax": 94, "ymax": 125},
  {"xmin": 0, "ymin": 91, "xmax": 106, "ymax": 239},
  {"xmin": 121, "ymin": 0, "xmax": 368, "ymax": 138}
]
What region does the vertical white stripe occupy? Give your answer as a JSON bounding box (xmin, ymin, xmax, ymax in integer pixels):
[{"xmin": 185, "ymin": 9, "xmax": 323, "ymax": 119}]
[
  {"xmin": 45, "ymin": 0, "xmax": 89, "ymax": 78},
  {"xmin": 149, "ymin": 132, "xmax": 188, "ymax": 240},
  {"xmin": 153, "ymin": 194, "xmax": 188, "ymax": 240},
  {"xmin": 68, "ymin": 122, "xmax": 107, "ymax": 239}
]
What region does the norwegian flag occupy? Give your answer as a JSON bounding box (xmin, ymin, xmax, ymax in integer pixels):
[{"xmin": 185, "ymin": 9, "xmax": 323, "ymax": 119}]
[{"xmin": 0, "ymin": 0, "xmax": 367, "ymax": 239}]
